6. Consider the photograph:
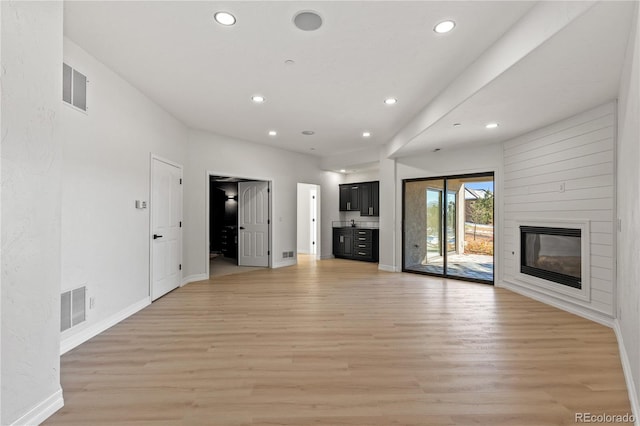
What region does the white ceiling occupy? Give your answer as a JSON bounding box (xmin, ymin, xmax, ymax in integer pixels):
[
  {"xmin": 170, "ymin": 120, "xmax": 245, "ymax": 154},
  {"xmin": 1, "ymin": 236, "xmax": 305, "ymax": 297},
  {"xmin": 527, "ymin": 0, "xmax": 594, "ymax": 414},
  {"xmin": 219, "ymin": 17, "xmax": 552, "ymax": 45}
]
[
  {"xmin": 63, "ymin": 1, "xmax": 535, "ymax": 158},
  {"xmin": 395, "ymin": 1, "xmax": 634, "ymax": 157},
  {"xmin": 63, "ymin": 1, "xmax": 634, "ymax": 167}
]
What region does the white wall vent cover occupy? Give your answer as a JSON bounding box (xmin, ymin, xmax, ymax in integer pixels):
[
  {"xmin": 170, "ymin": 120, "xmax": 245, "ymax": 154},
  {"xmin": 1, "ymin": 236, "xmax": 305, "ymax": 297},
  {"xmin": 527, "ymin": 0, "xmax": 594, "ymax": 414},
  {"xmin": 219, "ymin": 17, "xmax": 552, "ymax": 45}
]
[
  {"xmin": 61, "ymin": 286, "xmax": 86, "ymax": 332},
  {"xmin": 62, "ymin": 63, "xmax": 88, "ymax": 112}
]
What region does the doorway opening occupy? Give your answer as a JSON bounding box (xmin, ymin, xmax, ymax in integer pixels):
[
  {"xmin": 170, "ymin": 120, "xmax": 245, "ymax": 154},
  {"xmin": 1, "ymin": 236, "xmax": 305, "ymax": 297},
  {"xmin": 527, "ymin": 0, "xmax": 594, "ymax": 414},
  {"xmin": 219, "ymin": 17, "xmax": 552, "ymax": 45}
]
[
  {"xmin": 296, "ymin": 183, "xmax": 321, "ymax": 261},
  {"xmin": 402, "ymin": 172, "xmax": 494, "ymax": 284},
  {"xmin": 208, "ymin": 175, "xmax": 271, "ymax": 278}
]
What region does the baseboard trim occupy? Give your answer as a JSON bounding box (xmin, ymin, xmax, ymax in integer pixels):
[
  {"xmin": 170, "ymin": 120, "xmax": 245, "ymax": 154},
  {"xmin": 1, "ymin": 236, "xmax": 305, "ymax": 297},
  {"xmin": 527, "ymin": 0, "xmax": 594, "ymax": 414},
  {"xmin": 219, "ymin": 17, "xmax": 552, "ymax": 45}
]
[
  {"xmin": 378, "ymin": 264, "xmax": 397, "ymax": 272},
  {"xmin": 613, "ymin": 320, "xmax": 640, "ymax": 426},
  {"xmin": 320, "ymin": 254, "xmax": 335, "ymax": 260},
  {"xmin": 181, "ymin": 274, "xmax": 208, "ymax": 286},
  {"xmin": 61, "ymin": 297, "xmax": 150, "ymax": 355},
  {"xmin": 498, "ymin": 281, "xmax": 614, "ymax": 328},
  {"xmin": 273, "ymin": 259, "xmax": 296, "ymax": 269},
  {"xmin": 10, "ymin": 387, "xmax": 64, "ymax": 426}
]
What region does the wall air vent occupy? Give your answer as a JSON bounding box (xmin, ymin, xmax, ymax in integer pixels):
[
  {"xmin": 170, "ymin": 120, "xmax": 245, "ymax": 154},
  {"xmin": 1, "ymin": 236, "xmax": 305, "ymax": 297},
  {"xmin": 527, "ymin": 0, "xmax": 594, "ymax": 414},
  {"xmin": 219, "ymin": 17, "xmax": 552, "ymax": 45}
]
[
  {"xmin": 62, "ymin": 63, "xmax": 88, "ymax": 112},
  {"xmin": 61, "ymin": 286, "xmax": 86, "ymax": 332}
]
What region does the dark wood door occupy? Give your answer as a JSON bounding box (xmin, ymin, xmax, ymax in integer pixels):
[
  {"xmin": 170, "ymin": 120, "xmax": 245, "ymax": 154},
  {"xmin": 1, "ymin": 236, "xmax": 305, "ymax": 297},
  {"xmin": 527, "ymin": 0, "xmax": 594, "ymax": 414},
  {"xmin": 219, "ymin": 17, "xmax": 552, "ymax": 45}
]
[
  {"xmin": 360, "ymin": 181, "xmax": 379, "ymax": 216},
  {"xmin": 348, "ymin": 184, "xmax": 360, "ymax": 211},
  {"xmin": 371, "ymin": 181, "xmax": 379, "ymax": 216},
  {"xmin": 342, "ymin": 229, "xmax": 354, "ymax": 256},
  {"xmin": 339, "ymin": 185, "xmax": 350, "ymax": 211}
]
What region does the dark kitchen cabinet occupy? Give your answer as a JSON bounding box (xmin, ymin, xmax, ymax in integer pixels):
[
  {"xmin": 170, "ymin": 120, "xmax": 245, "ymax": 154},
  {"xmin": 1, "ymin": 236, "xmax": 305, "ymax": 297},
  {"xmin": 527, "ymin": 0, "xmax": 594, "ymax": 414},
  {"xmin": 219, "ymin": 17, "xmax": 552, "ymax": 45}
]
[
  {"xmin": 360, "ymin": 181, "xmax": 379, "ymax": 216},
  {"xmin": 339, "ymin": 183, "xmax": 361, "ymax": 211},
  {"xmin": 333, "ymin": 227, "xmax": 378, "ymax": 262},
  {"xmin": 333, "ymin": 227, "xmax": 354, "ymax": 257},
  {"xmin": 339, "ymin": 181, "xmax": 378, "ymax": 216}
]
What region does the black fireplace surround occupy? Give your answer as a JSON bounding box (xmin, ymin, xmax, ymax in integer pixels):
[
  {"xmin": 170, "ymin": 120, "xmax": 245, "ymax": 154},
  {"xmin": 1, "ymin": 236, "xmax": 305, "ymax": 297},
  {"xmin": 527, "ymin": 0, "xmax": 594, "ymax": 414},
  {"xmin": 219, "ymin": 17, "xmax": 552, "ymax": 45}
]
[{"xmin": 520, "ymin": 226, "xmax": 582, "ymax": 289}]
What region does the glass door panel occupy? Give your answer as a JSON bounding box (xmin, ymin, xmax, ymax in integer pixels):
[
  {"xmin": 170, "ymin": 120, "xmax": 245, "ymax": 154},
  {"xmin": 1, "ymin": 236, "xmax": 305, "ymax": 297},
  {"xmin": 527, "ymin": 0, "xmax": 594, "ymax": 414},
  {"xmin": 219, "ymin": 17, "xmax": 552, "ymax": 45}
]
[
  {"xmin": 446, "ymin": 190, "xmax": 457, "ymax": 254},
  {"xmin": 403, "ymin": 179, "xmax": 444, "ymax": 275},
  {"xmin": 445, "ymin": 176, "xmax": 494, "ymax": 281},
  {"xmin": 426, "ymin": 188, "xmax": 442, "ymax": 260}
]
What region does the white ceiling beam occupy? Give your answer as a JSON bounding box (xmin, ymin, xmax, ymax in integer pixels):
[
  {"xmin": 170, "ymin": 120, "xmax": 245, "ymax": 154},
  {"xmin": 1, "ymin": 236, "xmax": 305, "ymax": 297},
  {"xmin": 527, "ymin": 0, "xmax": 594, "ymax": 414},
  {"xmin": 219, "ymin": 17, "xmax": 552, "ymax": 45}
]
[{"xmin": 384, "ymin": 0, "xmax": 597, "ymax": 159}]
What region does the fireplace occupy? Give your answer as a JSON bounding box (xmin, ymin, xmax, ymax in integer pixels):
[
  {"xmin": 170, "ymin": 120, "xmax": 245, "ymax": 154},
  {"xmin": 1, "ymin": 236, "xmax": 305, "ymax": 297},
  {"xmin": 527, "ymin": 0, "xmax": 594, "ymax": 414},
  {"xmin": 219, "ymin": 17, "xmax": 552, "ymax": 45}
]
[{"xmin": 520, "ymin": 226, "xmax": 582, "ymax": 289}]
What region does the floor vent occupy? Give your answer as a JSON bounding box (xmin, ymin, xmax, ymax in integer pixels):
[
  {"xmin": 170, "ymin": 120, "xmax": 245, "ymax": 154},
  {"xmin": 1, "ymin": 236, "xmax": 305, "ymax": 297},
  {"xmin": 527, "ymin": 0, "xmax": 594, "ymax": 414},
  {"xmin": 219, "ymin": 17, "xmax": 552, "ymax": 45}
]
[{"xmin": 61, "ymin": 286, "xmax": 86, "ymax": 332}]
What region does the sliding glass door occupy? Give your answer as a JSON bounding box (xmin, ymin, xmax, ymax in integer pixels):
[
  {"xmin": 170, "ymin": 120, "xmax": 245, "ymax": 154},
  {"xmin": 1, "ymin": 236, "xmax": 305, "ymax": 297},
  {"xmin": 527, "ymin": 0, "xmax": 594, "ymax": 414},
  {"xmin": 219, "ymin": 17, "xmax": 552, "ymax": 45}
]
[
  {"xmin": 402, "ymin": 172, "xmax": 494, "ymax": 284},
  {"xmin": 405, "ymin": 179, "xmax": 445, "ymax": 275}
]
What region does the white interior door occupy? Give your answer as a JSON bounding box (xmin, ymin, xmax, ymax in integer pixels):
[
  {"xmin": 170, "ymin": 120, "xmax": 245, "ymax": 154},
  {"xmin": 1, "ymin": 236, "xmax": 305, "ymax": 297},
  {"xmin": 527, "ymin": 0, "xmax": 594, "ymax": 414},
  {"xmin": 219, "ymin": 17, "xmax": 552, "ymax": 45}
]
[
  {"xmin": 238, "ymin": 181, "xmax": 269, "ymax": 267},
  {"xmin": 151, "ymin": 157, "xmax": 182, "ymax": 301}
]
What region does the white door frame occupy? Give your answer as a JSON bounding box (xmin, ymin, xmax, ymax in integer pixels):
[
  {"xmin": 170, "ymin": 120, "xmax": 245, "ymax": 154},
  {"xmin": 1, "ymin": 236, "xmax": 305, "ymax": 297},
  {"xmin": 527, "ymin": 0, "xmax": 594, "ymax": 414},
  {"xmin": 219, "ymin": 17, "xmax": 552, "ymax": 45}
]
[
  {"xmin": 205, "ymin": 171, "xmax": 273, "ymax": 277},
  {"xmin": 310, "ymin": 187, "xmax": 318, "ymax": 256},
  {"xmin": 149, "ymin": 154, "xmax": 183, "ymax": 300},
  {"xmin": 310, "ymin": 184, "xmax": 321, "ymax": 260},
  {"xmin": 297, "ymin": 182, "xmax": 322, "ymax": 260}
]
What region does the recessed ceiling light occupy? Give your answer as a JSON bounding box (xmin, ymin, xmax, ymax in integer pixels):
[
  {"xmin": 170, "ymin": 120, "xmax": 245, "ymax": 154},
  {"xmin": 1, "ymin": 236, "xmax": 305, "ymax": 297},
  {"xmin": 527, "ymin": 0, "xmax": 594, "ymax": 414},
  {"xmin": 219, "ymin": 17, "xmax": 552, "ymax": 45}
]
[
  {"xmin": 340, "ymin": 169, "xmax": 346, "ymax": 173},
  {"xmin": 384, "ymin": 98, "xmax": 397, "ymax": 105},
  {"xmin": 284, "ymin": 59, "xmax": 296, "ymax": 65},
  {"xmin": 214, "ymin": 11, "xmax": 236, "ymax": 26},
  {"xmin": 485, "ymin": 122, "xmax": 499, "ymax": 129},
  {"xmin": 293, "ymin": 11, "xmax": 323, "ymax": 31},
  {"xmin": 268, "ymin": 130, "xmax": 277, "ymax": 136},
  {"xmin": 362, "ymin": 132, "xmax": 371, "ymax": 138},
  {"xmin": 433, "ymin": 148, "xmax": 441, "ymax": 152},
  {"xmin": 434, "ymin": 20, "xmax": 455, "ymax": 34},
  {"xmin": 251, "ymin": 95, "xmax": 265, "ymax": 103},
  {"xmin": 453, "ymin": 123, "xmax": 462, "ymax": 127},
  {"xmin": 302, "ymin": 130, "xmax": 315, "ymax": 135}
]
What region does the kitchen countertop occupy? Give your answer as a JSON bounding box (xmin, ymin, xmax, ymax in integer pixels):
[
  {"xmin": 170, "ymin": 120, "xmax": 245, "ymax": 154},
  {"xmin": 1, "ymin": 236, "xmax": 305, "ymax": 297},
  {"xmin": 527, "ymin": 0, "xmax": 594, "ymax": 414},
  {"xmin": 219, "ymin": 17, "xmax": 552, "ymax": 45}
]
[{"xmin": 332, "ymin": 221, "xmax": 379, "ymax": 229}]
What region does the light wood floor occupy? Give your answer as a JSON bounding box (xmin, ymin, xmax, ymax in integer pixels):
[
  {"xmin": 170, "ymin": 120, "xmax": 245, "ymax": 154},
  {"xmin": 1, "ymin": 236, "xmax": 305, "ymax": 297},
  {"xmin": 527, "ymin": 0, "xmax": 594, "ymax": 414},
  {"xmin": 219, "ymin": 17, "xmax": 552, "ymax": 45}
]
[
  {"xmin": 210, "ymin": 255, "xmax": 265, "ymax": 278},
  {"xmin": 45, "ymin": 256, "xmax": 631, "ymax": 425}
]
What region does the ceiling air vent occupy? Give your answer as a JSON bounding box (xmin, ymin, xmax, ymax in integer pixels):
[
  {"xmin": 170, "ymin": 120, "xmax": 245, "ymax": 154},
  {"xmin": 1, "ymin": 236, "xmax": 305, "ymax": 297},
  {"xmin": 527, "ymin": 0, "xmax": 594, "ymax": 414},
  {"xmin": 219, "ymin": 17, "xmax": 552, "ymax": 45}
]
[
  {"xmin": 61, "ymin": 286, "xmax": 87, "ymax": 332},
  {"xmin": 62, "ymin": 63, "xmax": 88, "ymax": 112}
]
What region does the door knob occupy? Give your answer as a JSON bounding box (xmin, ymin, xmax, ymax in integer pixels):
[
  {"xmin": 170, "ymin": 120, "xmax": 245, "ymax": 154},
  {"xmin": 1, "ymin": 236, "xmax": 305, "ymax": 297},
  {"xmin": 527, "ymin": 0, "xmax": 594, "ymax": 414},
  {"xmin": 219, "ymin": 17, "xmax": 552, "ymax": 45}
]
[
  {"xmin": 153, "ymin": 234, "xmax": 163, "ymax": 239},
  {"xmin": 239, "ymin": 226, "xmax": 245, "ymax": 230}
]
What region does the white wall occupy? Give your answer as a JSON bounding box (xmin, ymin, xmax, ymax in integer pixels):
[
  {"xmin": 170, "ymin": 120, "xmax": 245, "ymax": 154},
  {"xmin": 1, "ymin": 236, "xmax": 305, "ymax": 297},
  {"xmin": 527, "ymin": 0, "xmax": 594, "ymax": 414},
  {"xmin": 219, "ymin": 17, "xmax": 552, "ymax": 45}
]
[
  {"xmin": 616, "ymin": 1, "xmax": 640, "ymax": 416},
  {"xmin": 185, "ymin": 130, "xmax": 341, "ymax": 274},
  {"xmin": 378, "ymin": 157, "xmax": 397, "ymax": 271},
  {"xmin": 60, "ymin": 38, "xmax": 188, "ymax": 352},
  {"xmin": 343, "ymin": 170, "xmax": 379, "ymax": 183},
  {"xmin": 390, "ymin": 143, "xmax": 503, "ymax": 272},
  {"xmin": 1, "ymin": 2, "xmax": 64, "ymax": 425},
  {"xmin": 1, "ymin": 2, "xmax": 3, "ymax": 420},
  {"xmin": 501, "ymin": 103, "xmax": 616, "ymax": 321}
]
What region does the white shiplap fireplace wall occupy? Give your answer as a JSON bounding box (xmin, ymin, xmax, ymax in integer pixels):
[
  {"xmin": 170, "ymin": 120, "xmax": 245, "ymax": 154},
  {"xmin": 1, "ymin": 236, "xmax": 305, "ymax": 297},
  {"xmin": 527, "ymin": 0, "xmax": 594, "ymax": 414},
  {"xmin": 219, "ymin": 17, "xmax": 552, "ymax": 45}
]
[{"xmin": 500, "ymin": 102, "xmax": 615, "ymax": 325}]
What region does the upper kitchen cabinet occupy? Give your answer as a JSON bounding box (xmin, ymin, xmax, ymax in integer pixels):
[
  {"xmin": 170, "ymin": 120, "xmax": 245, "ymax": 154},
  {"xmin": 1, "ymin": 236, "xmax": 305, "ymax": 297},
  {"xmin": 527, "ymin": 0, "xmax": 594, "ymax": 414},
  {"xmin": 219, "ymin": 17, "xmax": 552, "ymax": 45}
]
[
  {"xmin": 339, "ymin": 181, "xmax": 379, "ymax": 216},
  {"xmin": 360, "ymin": 181, "xmax": 379, "ymax": 217},
  {"xmin": 339, "ymin": 183, "xmax": 361, "ymax": 211}
]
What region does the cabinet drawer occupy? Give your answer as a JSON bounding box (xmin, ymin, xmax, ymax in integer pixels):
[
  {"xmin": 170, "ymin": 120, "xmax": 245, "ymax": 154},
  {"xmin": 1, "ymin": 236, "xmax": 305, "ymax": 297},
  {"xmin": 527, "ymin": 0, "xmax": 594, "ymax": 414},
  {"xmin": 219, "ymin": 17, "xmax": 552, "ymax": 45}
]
[
  {"xmin": 353, "ymin": 248, "xmax": 372, "ymax": 259},
  {"xmin": 354, "ymin": 230, "xmax": 372, "ymax": 242},
  {"xmin": 355, "ymin": 241, "xmax": 372, "ymax": 249}
]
